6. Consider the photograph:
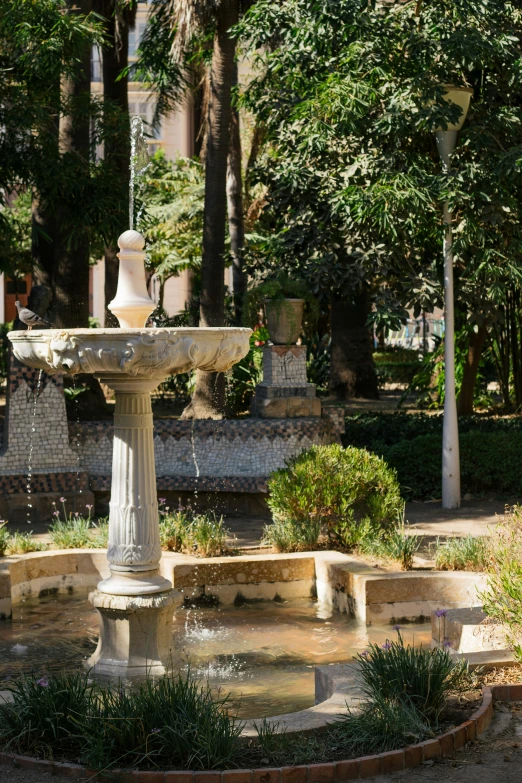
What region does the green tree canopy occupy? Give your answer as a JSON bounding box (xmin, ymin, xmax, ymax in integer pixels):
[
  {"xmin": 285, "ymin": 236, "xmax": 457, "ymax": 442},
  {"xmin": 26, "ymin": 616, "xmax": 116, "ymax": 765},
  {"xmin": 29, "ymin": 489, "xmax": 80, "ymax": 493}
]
[{"xmin": 238, "ymin": 0, "xmax": 522, "ymax": 327}]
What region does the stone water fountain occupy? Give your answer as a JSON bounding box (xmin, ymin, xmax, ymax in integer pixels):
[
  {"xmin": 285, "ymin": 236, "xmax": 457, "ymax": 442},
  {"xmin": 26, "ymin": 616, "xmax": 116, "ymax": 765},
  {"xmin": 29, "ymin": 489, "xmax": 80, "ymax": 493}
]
[{"xmin": 8, "ymin": 122, "xmax": 250, "ymax": 676}]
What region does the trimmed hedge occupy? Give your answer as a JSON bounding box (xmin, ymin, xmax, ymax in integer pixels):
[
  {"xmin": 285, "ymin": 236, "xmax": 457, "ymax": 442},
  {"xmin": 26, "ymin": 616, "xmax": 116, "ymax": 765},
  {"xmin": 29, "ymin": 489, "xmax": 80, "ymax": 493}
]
[{"xmin": 343, "ymin": 413, "xmax": 522, "ymax": 500}]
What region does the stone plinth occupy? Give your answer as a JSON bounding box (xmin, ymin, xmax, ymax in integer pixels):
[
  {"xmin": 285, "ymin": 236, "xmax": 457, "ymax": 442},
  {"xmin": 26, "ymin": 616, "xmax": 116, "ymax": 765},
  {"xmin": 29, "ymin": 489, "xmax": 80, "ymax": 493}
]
[
  {"xmin": 87, "ymin": 589, "xmax": 177, "ymax": 677},
  {"xmin": 252, "ymin": 345, "xmax": 321, "ymax": 418}
]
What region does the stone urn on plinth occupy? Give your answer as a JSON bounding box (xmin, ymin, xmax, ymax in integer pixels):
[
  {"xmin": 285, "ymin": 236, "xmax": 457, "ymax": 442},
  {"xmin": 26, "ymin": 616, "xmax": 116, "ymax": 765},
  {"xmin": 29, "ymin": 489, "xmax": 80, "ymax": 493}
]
[{"xmin": 9, "ymin": 230, "xmax": 251, "ymax": 676}]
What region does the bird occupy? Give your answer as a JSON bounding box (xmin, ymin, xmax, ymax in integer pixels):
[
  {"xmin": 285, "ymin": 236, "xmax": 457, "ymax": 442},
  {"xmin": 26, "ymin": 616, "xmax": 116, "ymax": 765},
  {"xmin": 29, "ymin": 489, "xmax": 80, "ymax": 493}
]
[{"xmin": 15, "ymin": 300, "xmax": 53, "ymax": 331}]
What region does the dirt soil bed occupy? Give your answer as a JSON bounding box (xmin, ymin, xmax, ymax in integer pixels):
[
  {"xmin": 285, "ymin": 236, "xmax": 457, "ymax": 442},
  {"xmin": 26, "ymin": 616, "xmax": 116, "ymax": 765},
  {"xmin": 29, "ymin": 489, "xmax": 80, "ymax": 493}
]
[{"xmin": 374, "ymin": 699, "xmax": 522, "ymax": 782}]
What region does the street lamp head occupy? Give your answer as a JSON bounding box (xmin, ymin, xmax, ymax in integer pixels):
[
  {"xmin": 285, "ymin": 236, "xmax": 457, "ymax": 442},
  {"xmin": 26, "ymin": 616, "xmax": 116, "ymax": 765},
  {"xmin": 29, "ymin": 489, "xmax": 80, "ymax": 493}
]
[{"xmin": 435, "ymin": 85, "xmax": 473, "ymax": 132}]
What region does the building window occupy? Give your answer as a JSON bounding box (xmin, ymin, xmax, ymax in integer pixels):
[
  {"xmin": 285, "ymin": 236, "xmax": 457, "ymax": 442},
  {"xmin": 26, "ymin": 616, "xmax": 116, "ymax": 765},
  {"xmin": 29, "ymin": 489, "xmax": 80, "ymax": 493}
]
[
  {"xmin": 91, "ymin": 47, "xmax": 102, "ymax": 82},
  {"xmin": 129, "ymin": 101, "xmax": 163, "ymax": 146}
]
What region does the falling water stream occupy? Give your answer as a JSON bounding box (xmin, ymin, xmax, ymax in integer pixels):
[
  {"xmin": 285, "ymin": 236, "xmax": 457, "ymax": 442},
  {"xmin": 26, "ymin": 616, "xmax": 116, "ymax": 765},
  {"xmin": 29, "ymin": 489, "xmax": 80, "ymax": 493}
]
[
  {"xmin": 26, "ymin": 370, "xmax": 43, "ymax": 523},
  {"xmin": 129, "ymin": 116, "xmax": 151, "ymax": 232}
]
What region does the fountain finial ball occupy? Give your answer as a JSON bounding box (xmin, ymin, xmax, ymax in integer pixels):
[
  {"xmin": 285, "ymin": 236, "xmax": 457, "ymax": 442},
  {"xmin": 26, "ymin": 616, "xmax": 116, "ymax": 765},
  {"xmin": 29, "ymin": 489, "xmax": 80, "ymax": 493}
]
[{"xmin": 118, "ymin": 230, "xmax": 145, "ymax": 252}]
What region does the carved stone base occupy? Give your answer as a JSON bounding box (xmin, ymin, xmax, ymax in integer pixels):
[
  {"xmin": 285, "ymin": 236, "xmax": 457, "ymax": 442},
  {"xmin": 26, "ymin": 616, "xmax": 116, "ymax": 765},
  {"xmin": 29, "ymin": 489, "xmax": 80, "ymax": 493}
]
[{"xmin": 87, "ymin": 589, "xmax": 177, "ymax": 677}]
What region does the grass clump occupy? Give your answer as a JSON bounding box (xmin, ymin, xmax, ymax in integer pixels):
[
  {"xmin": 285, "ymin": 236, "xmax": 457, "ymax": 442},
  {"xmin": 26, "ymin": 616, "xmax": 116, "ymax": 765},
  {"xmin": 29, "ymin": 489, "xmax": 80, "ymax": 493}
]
[
  {"xmin": 265, "ymin": 444, "xmax": 403, "ymax": 552},
  {"xmin": 5, "ymin": 531, "xmax": 47, "ymax": 555},
  {"xmin": 482, "ymin": 506, "xmax": 522, "ymax": 660},
  {"xmin": 159, "ymin": 503, "xmax": 228, "ymax": 557},
  {"xmin": 435, "ymin": 535, "xmax": 489, "ymax": 572},
  {"xmin": 0, "ymin": 671, "xmax": 244, "ymax": 771},
  {"xmin": 356, "ymin": 631, "xmax": 469, "ymax": 721},
  {"xmin": 0, "ymin": 521, "xmax": 47, "ymax": 557},
  {"xmin": 357, "ymin": 510, "xmax": 421, "ymax": 570},
  {"xmin": 0, "ymin": 522, "xmax": 10, "ymax": 556},
  {"xmin": 262, "ymin": 517, "xmax": 322, "ymax": 553},
  {"xmin": 49, "ymin": 500, "xmax": 107, "ymax": 549}
]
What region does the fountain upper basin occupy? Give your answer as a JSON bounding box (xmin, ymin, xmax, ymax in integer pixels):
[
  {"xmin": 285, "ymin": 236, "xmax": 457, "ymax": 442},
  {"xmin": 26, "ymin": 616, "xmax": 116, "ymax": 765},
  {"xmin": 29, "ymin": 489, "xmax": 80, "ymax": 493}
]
[{"xmin": 8, "ymin": 327, "xmax": 252, "ymax": 381}]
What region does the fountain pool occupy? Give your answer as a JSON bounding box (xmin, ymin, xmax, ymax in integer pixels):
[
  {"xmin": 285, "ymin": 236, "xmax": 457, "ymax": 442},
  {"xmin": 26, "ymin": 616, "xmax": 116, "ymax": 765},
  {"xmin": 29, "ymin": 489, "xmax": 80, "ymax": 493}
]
[{"xmin": 0, "ymin": 590, "xmax": 431, "ymax": 718}]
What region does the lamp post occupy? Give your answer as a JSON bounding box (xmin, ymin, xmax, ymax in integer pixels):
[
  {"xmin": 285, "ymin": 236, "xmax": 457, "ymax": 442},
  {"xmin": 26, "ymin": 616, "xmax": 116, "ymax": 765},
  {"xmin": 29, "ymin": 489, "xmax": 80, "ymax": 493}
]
[{"xmin": 435, "ymin": 86, "xmax": 473, "ymax": 510}]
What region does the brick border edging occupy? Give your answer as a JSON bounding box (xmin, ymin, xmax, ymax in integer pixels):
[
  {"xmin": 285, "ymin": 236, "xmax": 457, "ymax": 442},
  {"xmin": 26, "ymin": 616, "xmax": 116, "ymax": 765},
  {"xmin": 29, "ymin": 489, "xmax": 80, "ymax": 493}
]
[{"xmin": 0, "ymin": 683, "xmax": 517, "ymax": 781}]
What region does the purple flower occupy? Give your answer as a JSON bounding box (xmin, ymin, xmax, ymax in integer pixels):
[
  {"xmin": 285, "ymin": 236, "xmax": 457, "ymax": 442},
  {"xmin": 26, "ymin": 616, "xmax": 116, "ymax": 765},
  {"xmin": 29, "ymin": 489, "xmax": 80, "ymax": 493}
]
[
  {"xmin": 381, "ymin": 640, "xmax": 392, "ymax": 651},
  {"xmin": 151, "ymin": 728, "xmax": 161, "ymax": 734},
  {"xmin": 36, "ymin": 677, "xmax": 49, "ymax": 688},
  {"xmin": 159, "ymin": 498, "xmax": 167, "ymax": 504},
  {"xmin": 85, "ymin": 504, "xmax": 93, "ymax": 510},
  {"xmin": 443, "ymin": 638, "xmax": 452, "ymax": 648},
  {"xmin": 53, "ymin": 511, "xmax": 59, "ymax": 517},
  {"xmin": 392, "ymin": 624, "xmax": 402, "ymax": 632},
  {"xmin": 435, "ymin": 609, "xmax": 447, "ymax": 618},
  {"xmin": 360, "ymin": 650, "xmax": 370, "ymax": 659},
  {"xmin": 59, "ymin": 497, "xmax": 66, "ymax": 503}
]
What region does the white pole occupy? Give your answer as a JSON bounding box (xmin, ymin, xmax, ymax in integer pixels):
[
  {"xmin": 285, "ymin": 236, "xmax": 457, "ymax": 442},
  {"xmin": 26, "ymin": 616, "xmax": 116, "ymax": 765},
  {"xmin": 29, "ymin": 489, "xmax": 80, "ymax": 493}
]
[
  {"xmin": 442, "ymin": 200, "xmax": 460, "ymax": 508},
  {"xmin": 436, "ymin": 130, "xmax": 460, "ymax": 509}
]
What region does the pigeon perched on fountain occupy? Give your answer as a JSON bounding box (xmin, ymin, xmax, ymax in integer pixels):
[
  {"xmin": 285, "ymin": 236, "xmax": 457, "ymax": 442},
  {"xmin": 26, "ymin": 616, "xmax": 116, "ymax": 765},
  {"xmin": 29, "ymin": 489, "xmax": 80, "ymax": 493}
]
[{"xmin": 15, "ymin": 300, "xmax": 53, "ymax": 330}]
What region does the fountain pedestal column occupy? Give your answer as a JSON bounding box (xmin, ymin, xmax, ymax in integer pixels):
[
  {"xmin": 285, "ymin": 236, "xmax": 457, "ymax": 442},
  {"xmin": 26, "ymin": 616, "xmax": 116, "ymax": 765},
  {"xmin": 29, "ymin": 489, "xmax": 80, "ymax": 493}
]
[{"xmin": 87, "ymin": 375, "xmax": 176, "ymax": 676}]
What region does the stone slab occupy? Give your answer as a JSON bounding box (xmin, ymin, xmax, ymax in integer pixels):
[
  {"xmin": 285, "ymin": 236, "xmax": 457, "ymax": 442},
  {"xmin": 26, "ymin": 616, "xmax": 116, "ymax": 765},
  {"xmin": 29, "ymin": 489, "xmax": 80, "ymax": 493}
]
[
  {"xmin": 253, "ymin": 397, "xmax": 322, "ymax": 419},
  {"xmin": 431, "ymin": 606, "xmax": 507, "ymax": 652},
  {"xmin": 255, "ymin": 384, "xmax": 317, "ymax": 399},
  {"xmin": 327, "ymin": 564, "xmax": 486, "ymax": 623},
  {"xmin": 171, "ymin": 554, "xmax": 316, "ymax": 589}
]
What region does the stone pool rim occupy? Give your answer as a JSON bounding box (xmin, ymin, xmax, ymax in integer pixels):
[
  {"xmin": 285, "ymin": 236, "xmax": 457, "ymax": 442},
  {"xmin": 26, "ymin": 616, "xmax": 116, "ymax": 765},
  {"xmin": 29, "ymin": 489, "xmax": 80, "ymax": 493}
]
[{"xmin": 0, "ymin": 681, "xmax": 506, "ymax": 780}]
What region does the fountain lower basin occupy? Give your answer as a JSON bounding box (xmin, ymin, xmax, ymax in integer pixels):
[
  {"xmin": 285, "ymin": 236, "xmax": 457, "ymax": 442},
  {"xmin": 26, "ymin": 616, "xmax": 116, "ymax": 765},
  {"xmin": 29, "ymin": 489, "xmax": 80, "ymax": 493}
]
[
  {"xmin": 8, "ymin": 324, "xmax": 251, "ymax": 676},
  {"xmin": 0, "ymin": 589, "xmax": 431, "ymax": 719}
]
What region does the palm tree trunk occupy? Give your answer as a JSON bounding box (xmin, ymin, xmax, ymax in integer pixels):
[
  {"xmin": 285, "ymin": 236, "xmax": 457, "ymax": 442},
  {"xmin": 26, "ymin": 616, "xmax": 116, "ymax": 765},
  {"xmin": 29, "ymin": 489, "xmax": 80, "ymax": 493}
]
[
  {"xmin": 53, "ymin": 0, "xmax": 92, "ymax": 328},
  {"xmin": 182, "ymin": 0, "xmax": 238, "ymax": 419},
  {"xmin": 329, "ymin": 288, "xmax": 379, "ymax": 399},
  {"xmin": 97, "ymin": 0, "xmax": 134, "ymax": 326},
  {"xmin": 227, "ymin": 61, "xmax": 246, "ymax": 324}
]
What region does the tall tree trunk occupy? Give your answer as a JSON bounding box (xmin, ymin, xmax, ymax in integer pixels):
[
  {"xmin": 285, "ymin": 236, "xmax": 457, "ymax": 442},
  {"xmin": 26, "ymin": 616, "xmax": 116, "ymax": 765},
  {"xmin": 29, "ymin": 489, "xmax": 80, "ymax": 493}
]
[
  {"xmin": 97, "ymin": 0, "xmax": 134, "ymax": 326},
  {"xmin": 53, "ymin": 0, "xmax": 92, "ymax": 328},
  {"xmin": 32, "ymin": 198, "xmax": 55, "ymax": 292},
  {"xmin": 182, "ymin": 0, "xmax": 238, "ymax": 420},
  {"xmin": 32, "ymin": 80, "xmax": 59, "ymax": 309},
  {"xmin": 329, "ymin": 288, "xmax": 378, "ymax": 400},
  {"xmin": 457, "ymin": 324, "xmax": 487, "ymax": 415},
  {"xmin": 226, "ymin": 61, "xmax": 246, "ymax": 324}
]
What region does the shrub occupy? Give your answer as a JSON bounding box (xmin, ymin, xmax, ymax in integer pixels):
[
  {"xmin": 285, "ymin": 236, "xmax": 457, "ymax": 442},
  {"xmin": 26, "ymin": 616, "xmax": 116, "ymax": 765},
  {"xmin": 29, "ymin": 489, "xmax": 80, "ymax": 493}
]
[
  {"xmin": 434, "ymin": 535, "xmax": 489, "ymax": 571},
  {"xmin": 482, "ymin": 506, "xmax": 522, "ymax": 660},
  {"xmin": 267, "ymin": 445, "xmax": 403, "ymax": 549},
  {"xmin": 5, "ymin": 532, "xmax": 46, "ymax": 555},
  {"xmin": 0, "ymin": 671, "xmax": 244, "ymax": 771},
  {"xmin": 343, "ymin": 413, "xmax": 522, "ymax": 500},
  {"xmin": 0, "ymin": 522, "xmax": 9, "ymax": 557},
  {"xmin": 356, "ymin": 630, "xmax": 470, "ymax": 721}
]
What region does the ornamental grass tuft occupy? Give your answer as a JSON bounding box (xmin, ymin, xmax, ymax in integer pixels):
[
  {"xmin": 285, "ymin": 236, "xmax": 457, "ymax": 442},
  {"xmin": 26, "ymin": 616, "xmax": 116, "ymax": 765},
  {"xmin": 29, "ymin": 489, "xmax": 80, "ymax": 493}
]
[
  {"xmin": 355, "ymin": 630, "xmax": 470, "ymax": 721},
  {"xmin": 0, "ymin": 671, "xmax": 244, "ymax": 771},
  {"xmin": 434, "ymin": 534, "xmax": 489, "ymax": 572}
]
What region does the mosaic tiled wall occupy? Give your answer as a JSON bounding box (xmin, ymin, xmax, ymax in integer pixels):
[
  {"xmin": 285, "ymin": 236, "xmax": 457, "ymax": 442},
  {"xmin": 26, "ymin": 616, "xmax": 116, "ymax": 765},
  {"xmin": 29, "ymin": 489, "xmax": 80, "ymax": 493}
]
[
  {"xmin": 0, "ymin": 357, "xmax": 341, "ymax": 497},
  {"xmin": 70, "ymin": 417, "xmax": 339, "ymax": 480},
  {"xmin": 0, "ymin": 361, "xmax": 79, "ymax": 474}
]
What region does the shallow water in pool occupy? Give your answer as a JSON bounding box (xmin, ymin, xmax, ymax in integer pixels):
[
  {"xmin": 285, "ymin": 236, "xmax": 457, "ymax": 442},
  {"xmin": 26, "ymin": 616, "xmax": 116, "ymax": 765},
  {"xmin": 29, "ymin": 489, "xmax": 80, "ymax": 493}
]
[{"xmin": 0, "ymin": 592, "xmax": 431, "ymax": 717}]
